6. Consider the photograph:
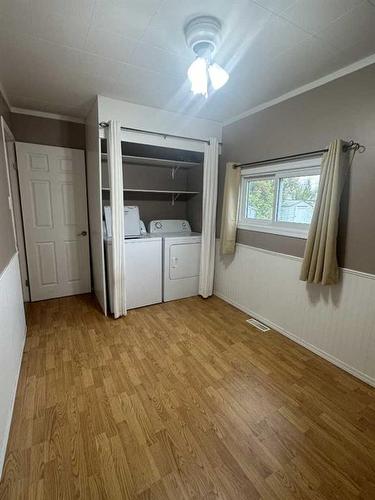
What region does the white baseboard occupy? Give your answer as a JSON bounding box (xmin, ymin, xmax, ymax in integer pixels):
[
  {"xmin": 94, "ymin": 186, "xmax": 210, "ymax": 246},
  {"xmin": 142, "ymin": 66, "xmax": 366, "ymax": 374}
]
[{"xmin": 214, "ymin": 290, "xmax": 375, "ymax": 388}]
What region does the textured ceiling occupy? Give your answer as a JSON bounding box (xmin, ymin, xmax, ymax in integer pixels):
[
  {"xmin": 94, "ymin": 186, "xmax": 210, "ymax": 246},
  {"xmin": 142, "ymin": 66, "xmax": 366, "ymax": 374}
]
[{"xmin": 0, "ymin": 0, "xmax": 375, "ymax": 122}]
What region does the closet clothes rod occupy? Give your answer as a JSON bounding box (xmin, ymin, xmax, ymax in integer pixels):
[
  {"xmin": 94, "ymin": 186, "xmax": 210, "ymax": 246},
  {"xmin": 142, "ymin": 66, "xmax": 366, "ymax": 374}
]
[
  {"xmin": 99, "ymin": 121, "xmax": 222, "ymax": 146},
  {"xmin": 234, "ymin": 140, "xmax": 365, "ymax": 169}
]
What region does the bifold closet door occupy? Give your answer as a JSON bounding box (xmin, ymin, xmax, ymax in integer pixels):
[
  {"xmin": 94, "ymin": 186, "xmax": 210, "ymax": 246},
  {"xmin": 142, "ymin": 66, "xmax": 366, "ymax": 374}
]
[
  {"xmin": 87, "ymin": 105, "xmax": 107, "ymax": 315},
  {"xmin": 107, "ymin": 120, "xmax": 126, "ymax": 318},
  {"xmin": 16, "ymin": 142, "xmax": 91, "ymax": 301}
]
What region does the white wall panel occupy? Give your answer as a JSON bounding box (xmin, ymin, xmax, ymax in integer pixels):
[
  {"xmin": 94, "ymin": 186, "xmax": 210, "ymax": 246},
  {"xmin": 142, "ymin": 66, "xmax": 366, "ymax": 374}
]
[
  {"xmin": 98, "ymin": 96, "xmax": 222, "ymax": 143},
  {"xmin": 0, "ymin": 254, "xmax": 26, "ymax": 475},
  {"xmin": 214, "ymin": 242, "xmax": 375, "ymax": 386}
]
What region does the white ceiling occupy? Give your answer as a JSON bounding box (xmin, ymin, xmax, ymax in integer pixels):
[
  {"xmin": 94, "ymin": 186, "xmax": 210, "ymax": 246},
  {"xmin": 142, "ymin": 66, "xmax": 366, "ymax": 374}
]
[{"xmin": 1, "ymin": 0, "xmax": 375, "ymax": 122}]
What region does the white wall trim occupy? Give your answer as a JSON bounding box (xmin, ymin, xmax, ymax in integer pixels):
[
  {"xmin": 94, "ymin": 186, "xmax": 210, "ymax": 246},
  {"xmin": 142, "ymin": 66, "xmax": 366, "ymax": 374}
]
[
  {"xmin": 341, "ymin": 266, "xmax": 375, "ymax": 281},
  {"xmin": 10, "ymin": 107, "xmax": 85, "ymax": 124},
  {"xmin": 224, "ymin": 53, "xmax": 375, "ymax": 126},
  {"xmin": 234, "ymin": 241, "xmax": 375, "ymax": 280},
  {"xmin": 214, "ymin": 290, "xmax": 375, "ymax": 388}
]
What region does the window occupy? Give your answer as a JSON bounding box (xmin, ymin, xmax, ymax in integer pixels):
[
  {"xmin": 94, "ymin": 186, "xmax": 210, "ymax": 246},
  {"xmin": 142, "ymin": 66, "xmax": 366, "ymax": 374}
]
[
  {"xmin": 245, "ymin": 177, "xmax": 275, "ymax": 221},
  {"xmin": 238, "ymin": 158, "xmax": 321, "ymax": 238}
]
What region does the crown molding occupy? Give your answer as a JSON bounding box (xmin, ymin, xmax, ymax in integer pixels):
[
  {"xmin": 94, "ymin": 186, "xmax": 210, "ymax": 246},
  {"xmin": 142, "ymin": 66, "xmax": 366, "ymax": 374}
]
[
  {"xmin": 10, "ymin": 107, "xmax": 85, "ymax": 124},
  {"xmin": 224, "ymin": 52, "xmax": 375, "ymax": 127}
]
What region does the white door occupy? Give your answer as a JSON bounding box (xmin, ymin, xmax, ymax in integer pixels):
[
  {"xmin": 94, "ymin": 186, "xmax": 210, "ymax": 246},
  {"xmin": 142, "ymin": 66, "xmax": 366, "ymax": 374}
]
[{"xmin": 16, "ymin": 143, "xmax": 91, "ymax": 301}]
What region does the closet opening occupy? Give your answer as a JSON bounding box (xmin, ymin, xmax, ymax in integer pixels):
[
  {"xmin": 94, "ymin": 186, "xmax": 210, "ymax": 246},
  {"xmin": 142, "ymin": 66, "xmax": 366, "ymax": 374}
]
[{"xmin": 101, "ymin": 138, "xmax": 204, "ymax": 313}]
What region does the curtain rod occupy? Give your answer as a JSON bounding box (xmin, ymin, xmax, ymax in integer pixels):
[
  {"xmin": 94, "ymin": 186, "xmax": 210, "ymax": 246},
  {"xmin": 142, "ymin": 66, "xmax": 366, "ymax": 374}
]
[
  {"xmin": 99, "ymin": 121, "xmax": 222, "ymax": 146},
  {"xmin": 234, "ymin": 140, "xmax": 365, "ymax": 169}
]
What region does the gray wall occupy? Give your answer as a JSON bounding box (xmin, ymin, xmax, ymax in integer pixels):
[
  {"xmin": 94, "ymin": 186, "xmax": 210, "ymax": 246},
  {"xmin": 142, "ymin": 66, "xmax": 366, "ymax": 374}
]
[
  {"xmin": 102, "ymin": 161, "xmax": 203, "ymax": 228},
  {"xmin": 0, "ymin": 92, "xmax": 11, "ymax": 126},
  {"xmin": 0, "ymin": 107, "xmax": 85, "ymax": 274},
  {"xmin": 0, "ymin": 92, "xmax": 16, "ymax": 275},
  {"xmin": 0, "ymin": 111, "xmax": 85, "ymax": 273},
  {"xmin": 220, "ymin": 63, "xmax": 375, "ymax": 275},
  {"xmin": 10, "ymin": 113, "xmax": 85, "ymax": 149}
]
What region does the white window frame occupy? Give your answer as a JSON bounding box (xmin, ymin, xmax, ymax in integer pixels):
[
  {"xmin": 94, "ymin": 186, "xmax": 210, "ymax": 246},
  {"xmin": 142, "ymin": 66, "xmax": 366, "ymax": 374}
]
[{"xmin": 237, "ymin": 157, "xmax": 321, "ymax": 239}]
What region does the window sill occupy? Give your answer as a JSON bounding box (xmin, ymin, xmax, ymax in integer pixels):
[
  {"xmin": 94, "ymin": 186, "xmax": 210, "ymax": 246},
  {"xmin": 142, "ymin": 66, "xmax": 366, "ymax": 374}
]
[{"xmin": 237, "ymin": 223, "xmax": 309, "ymax": 239}]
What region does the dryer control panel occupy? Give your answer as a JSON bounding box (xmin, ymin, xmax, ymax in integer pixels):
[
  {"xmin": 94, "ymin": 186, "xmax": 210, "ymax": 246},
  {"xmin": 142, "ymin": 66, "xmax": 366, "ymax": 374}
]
[{"xmin": 149, "ymin": 220, "xmax": 192, "ymax": 234}]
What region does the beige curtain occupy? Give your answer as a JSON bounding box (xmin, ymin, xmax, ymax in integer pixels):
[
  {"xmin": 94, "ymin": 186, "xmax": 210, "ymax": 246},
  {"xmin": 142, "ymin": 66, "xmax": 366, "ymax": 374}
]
[
  {"xmin": 300, "ymin": 139, "xmax": 349, "ymax": 285},
  {"xmin": 220, "ymin": 162, "xmax": 241, "ymax": 255},
  {"xmin": 199, "ymin": 138, "xmax": 219, "ymax": 298}
]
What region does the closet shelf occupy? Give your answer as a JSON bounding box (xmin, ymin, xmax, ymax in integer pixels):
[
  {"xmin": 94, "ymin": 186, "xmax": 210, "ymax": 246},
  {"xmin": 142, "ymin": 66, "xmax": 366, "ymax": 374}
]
[
  {"xmin": 101, "ymin": 153, "xmax": 200, "ymax": 169},
  {"xmin": 126, "ymin": 188, "xmax": 199, "ymax": 195},
  {"xmin": 102, "ymin": 188, "xmax": 199, "ymax": 195}
]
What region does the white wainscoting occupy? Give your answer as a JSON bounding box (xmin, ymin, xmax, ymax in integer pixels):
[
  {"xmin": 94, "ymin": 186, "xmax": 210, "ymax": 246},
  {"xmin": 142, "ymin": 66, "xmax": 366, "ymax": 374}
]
[
  {"xmin": 0, "ymin": 253, "xmax": 26, "ymax": 476},
  {"xmin": 214, "ymin": 242, "xmax": 375, "ymax": 387}
]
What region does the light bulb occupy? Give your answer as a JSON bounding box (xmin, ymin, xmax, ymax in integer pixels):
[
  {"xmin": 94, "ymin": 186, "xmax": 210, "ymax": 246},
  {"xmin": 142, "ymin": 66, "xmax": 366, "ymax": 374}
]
[
  {"xmin": 208, "ymin": 63, "xmax": 229, "ymax": 90},
  {"xmin": 187, "ymin": 57, "xmax": 208, "ymax": 97}
]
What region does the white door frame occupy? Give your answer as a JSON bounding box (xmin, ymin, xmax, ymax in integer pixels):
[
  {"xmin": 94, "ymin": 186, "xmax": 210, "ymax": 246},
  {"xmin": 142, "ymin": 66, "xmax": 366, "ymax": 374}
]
[
  {"xmin": 16, "ymin": 142, "xmax": 91, "ymax": 301},
  {"xmin": 0, "ymin": 117, "xmax": 30, "ymax": 301}
]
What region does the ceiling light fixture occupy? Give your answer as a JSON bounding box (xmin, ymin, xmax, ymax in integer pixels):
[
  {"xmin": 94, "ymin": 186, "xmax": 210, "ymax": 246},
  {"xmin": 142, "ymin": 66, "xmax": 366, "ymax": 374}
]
[{"xmin": 185, "ymin": 16, "xmax": 229, "ymax": 98}]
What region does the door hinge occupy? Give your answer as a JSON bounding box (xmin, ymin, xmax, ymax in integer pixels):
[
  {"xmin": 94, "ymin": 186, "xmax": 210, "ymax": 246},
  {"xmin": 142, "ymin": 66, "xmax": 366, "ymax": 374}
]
[{"xmin": 25, "ymin": 279, "xmax": 29, "ymax": 288}]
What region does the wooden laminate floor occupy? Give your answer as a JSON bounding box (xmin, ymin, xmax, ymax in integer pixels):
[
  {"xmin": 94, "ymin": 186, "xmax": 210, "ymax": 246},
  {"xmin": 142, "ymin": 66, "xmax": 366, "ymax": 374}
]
[{"xmin": 1, "ymin": 294, "xmax": 375, "ymax": 499}]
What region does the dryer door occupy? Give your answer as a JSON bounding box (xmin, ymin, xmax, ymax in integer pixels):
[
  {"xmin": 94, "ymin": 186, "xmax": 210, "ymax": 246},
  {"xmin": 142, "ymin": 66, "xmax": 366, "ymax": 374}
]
[
  {"xmin": 163, "ymin": 236, "xmax": 201, "ymax": 302},
  {"xmin": 169, "ymin": 242, "xmax": 201, "ymax": 280}
]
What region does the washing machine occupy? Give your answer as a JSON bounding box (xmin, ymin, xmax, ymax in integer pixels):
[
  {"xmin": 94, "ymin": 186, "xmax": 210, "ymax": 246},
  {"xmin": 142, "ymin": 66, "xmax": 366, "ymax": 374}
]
[
  {"xmin": 105, "ymin": 234, "xmax": 162, "ymax": 311},
  {"xmin": 148, "ymin": 220, "xmax": 201, "ymax": 302}
]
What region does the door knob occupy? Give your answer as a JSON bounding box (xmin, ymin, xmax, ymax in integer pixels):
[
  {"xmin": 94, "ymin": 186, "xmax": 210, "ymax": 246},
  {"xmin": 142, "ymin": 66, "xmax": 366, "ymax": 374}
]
[{"xmin": 80, "ymin": 230, "xmax": 87, "ymax": 236}]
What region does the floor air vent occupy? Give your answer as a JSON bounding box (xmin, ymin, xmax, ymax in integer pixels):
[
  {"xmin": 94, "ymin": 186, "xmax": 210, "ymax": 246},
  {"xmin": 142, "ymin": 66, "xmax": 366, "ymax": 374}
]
[{"xmin": 246, "ymin": 318, "xmax": 270, "ymax": 332}]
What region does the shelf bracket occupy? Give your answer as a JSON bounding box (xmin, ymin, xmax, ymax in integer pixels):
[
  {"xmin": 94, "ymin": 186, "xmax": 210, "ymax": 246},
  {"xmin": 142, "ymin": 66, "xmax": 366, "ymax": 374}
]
[
  {"xmin": 171, "ymin": 165, "xmax": 181, "ymax": 180},
  {"xmin": 171, "ymin": 192, "xmax": 181, "ymax": 206}
]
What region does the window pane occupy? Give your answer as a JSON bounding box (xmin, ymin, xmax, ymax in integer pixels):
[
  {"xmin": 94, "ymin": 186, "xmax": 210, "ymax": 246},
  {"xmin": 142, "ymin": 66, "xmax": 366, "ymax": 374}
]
[
  {"xmin": 277, "ymin": 174, "xmax": 319, "ymax": 224},
  {"xmin": 246, "ymin": 178, "xmax": 275, "ymax": 220}
]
